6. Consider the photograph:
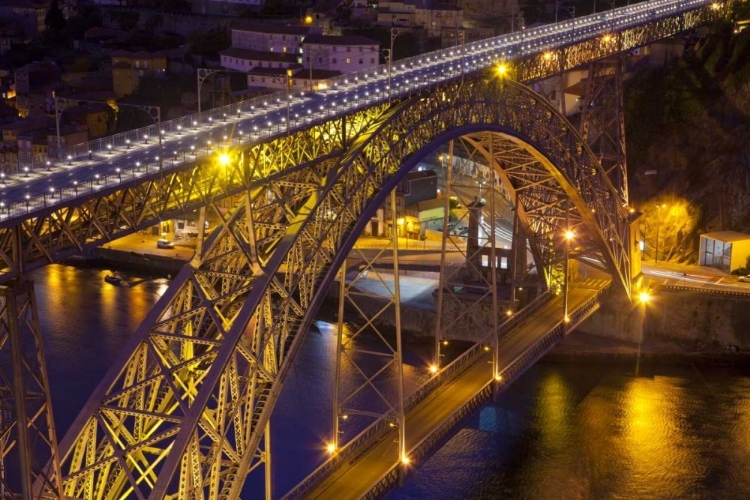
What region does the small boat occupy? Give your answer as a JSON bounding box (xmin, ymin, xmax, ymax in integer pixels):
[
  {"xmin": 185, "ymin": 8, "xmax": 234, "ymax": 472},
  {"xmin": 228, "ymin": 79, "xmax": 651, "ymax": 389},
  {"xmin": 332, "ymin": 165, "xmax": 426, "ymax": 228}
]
[{"xmin": 104, "ymin": 275, "xmax": 121, "ymax": 284}]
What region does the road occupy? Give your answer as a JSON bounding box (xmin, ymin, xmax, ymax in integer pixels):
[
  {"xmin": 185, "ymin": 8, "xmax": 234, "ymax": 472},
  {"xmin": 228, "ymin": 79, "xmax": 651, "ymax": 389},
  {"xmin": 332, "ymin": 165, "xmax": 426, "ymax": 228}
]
[
  {"xmin": 0, "ymin": 0, "xmax": 710, "ymax": 220},
  {"xmin": 302, "ymin": 279, "xmax": 607, "ymax": 499}
]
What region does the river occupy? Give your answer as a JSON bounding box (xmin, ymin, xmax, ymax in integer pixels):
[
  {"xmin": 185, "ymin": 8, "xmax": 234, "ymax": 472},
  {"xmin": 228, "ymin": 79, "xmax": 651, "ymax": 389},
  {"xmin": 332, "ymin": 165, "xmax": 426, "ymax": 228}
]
[{"xmin": 20, "ymin": 264, "xmax": 750, "ymax": 499}]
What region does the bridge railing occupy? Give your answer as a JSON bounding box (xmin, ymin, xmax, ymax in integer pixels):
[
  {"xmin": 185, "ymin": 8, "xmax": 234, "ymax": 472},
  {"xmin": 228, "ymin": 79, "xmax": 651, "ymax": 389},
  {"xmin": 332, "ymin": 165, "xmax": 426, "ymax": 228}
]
[
  {"xmin": 282, "ymin": 334, "xmax": 490, "ymax": 499},
  {"xmin": 29, "ymin": 0, "xmax": 711, "ymax": 168}
]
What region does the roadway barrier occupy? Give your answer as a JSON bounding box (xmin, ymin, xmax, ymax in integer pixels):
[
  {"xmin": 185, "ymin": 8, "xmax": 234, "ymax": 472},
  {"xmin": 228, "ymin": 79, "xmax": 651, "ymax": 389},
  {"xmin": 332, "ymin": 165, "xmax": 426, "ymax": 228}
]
[{"xmin": 660, "ymin": 284, "xmax": 750, "ymax": 297}]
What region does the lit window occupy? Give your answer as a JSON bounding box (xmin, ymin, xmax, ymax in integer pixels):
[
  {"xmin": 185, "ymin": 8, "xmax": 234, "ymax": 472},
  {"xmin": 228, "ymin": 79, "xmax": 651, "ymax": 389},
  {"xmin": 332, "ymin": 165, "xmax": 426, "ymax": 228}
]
[{"xmin": 346, "ymin": 58, "xmax": 351, "ymax": 64}]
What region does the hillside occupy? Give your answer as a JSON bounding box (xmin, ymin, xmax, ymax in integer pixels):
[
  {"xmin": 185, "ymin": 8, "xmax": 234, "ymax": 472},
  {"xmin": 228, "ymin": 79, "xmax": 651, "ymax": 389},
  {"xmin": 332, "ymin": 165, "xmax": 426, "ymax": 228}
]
[{"xmin": 625, "ymin": 12, "xmax": 750, "ymax": 264}]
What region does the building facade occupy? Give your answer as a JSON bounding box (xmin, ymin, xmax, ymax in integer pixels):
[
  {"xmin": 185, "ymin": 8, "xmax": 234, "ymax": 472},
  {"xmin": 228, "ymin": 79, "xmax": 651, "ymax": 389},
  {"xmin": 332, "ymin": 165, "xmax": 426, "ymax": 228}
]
[
  {"xmin": 111, "ymin": 51, "xmax": 168, "ymax": 97},
  {"xmin": 231, "ymin": 22, "xmax": 318, "ymax": 53},
  {"xmin": 301, "ymin": 35, "xmax": 379, "ymax": 74}
]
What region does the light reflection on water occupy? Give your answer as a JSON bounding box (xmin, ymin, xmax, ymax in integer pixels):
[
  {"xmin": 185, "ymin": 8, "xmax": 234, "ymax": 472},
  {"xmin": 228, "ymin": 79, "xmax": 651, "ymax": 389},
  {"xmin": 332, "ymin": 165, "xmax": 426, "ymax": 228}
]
[
  {"xmin": 28, "ymin": 264, "xmax": 750, "ymax": 499},
  {"xmin": 391, "ymin": 363, "xmax": 750, "ymax": 500}
]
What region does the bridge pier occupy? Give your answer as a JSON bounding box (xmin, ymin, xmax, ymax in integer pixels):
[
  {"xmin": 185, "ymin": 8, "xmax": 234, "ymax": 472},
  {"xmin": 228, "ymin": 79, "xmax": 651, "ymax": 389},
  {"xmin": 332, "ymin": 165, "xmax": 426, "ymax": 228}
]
[{"xmin": 0, "ymin": 281, "xmax": 62, "ymax": 500}]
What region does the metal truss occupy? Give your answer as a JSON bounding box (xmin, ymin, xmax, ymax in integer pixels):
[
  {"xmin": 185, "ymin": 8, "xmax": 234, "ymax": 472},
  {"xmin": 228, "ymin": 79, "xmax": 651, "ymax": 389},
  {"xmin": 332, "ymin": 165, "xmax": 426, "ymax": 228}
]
[
  {"xmin": 515, "ymin": 3, "xmax": 719, "ymax": 83},
  {"xmin": 0, "ymin": 2, "xmax": 719, "ymax": 286},
  {"xmin": 0, "ymin": 281, "xmax": 62, "ymax": 500},
  {"xmin": 579, "ymin": 58, "xmax": 628, "ymax": 205},
  {"xmin": 49, "ymin": 71, "xmax": 631, "ymax": 499},
  {"xmin": 0, "ymin": 112, "xmax": 379, "ymax": 283},
  {"xmin": 432, "ymin": 137, "xmax": 502, "ymax": 376},
  {"xmin": 332, "ymin": 190, "xmax": 406, "ymax": 461}
]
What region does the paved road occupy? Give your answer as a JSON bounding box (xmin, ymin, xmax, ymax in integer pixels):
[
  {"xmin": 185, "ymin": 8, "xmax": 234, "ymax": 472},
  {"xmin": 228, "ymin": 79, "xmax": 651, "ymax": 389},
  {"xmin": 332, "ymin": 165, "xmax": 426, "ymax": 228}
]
[
  {"xmin": 303, "ymin": 280, "xmax": 606, "ymax": 499},
  {"xmin": 0, "ymin": 0, "xmax": 708, "ymax": 219}
]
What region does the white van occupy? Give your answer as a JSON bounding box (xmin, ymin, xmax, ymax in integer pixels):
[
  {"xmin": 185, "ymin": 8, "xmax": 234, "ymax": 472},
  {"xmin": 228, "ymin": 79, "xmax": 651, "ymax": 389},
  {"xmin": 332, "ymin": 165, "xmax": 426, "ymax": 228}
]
[{"xmin": 156, "ymin": 239, "xmax": 174, "ymax": 249}]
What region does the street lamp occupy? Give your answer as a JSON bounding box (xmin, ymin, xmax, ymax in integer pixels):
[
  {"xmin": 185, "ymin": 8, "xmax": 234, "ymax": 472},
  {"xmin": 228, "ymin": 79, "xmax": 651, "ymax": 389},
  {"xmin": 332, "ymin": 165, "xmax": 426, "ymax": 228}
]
[
  {"xmin": 477, "ymin": 179, "xmax": 486, "ymax": 199},
  {"xmin": 654, "ymin": 203, "xmax": 667, "ymax": 263},
  {"xmin": 274, "ymin": 69, "xmax": 294, "ymax": 135},
  {"xmin": 563, "ymin": 228, "xmax": 575, "ymax": 327},
  {"xmin": 385, "ymin": 27, "xmax": 410, "ymax": 103}
]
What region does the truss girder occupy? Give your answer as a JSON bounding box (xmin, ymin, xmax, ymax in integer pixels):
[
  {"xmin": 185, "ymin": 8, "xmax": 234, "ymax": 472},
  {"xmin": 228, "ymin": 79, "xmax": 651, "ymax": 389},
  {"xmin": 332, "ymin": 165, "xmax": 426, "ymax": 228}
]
[
  {"xmin": 0, "ymin": 114, "xmax": 369, "ymax": 284},
  {"xmin": 52, "ymin": 72, "xmax": 630, "ymax": 500},
  {"xmin": 516, "ymin": 4, "xmax": 718, "ymax": 82},
  {"xmin": 0, "ymin": 4, "xmax": 719, "ymax": 286}
]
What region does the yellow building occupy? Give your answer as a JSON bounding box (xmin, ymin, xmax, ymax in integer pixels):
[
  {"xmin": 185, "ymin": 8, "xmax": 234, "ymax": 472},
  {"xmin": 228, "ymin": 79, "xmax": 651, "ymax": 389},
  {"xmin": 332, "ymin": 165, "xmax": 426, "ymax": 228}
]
[
  {"xmin": 111, "ymin": 51, "xmax": 168, "ymax": 97},
  {"xmin": 699, "ymin": 231, "xmax": 750, "ymax": 274}
]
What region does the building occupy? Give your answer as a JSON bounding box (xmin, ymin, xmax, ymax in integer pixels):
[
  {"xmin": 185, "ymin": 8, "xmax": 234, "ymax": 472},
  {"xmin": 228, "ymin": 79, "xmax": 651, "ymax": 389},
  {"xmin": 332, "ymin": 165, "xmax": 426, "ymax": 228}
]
[
  {"xmin": 404, "ymin": 197, "xmax": 445, "ymax": 237},
  {"xmin": 111, "ymin": 51, "xmax": 168, "ymax": 98},
  {"xmin": 60, "ymin": 101, "xmax": 114, "ymax": 139},
  {"xmin": 401, "ymin": 169, "xmax": 438, "ymax": 207},
  {"xmin": 302, "ymin": 35, "xmax": 380, "ymax": 74},
  {"xmin": 220, "ymin": 48, "xmax": 300, "ymax": 73},
  {"xmin": 379, "ymin": 169, "xmax": 440, "ymax": 238},
  {"xmin": 0, "ymin": 0, "xmax": 49, "ymax": 38},
  {"xmin": 47, "ymin": 125, "xmax": 88, "ymax": 160},
  {"xmin": 231, "ymin": 22, "xmax": 319, "ymax": 53},
  {"xmin": 699, "ymin": 231, "xmax": 750, "ymax": 274}
]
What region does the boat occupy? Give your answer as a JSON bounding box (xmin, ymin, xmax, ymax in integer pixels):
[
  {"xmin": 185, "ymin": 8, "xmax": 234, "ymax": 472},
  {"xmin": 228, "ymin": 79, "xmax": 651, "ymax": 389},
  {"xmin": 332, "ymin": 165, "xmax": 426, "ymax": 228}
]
[{"xmin": 104, "ymin": 275, "xmax": 121, "ymax": 284}]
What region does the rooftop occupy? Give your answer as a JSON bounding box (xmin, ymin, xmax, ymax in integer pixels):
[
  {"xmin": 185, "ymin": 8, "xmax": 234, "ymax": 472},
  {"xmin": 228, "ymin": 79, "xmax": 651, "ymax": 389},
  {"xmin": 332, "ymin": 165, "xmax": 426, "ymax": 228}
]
[
  {"xmin": 232, "ymin": 21, "xmax": 313, "ymax": 36},
  {"xmin": 701, "ymin": 231, "xmax": 750, "ymax": 243},
  {"xmin": 406, "ymin": 197, "xmax": 445, "ymax": 212},
  {"xmin": 302, "ymin": 34, "xmax": 380, "ymax": 46},
  {"xmin": 220, "ymin": 48, "xmax": 300, "ymax": 64}
]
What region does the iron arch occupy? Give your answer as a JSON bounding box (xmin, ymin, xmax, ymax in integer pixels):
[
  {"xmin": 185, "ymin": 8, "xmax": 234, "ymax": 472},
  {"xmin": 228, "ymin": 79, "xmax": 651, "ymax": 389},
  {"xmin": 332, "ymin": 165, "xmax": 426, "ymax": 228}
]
[{"xmin": 54, "ymin": 73, "xmax": 632, "ymax": 499}]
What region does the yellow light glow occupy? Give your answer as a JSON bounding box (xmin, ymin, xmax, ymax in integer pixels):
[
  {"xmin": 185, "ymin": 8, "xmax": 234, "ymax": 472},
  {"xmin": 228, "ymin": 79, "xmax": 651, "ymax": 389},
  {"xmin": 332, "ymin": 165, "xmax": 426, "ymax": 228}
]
[
  {"xmin": 602, "ymin": 34, "xmax": 613, "ymax": 43},
  {"xmin": 483, "ymin": 345, "xmax": 490, "ymax": 351},
  {"xmin": 543, "ymin": 51, "xmax": 553, "ymax": 61},
  {"xmin": 505, "ymin": 310, "xmax": 513, "ymax": 317},
  {"xmin": 494, "ymin": 374, "xmax": 503, "ymax": 381},
  {"xmin": 564, "ymin": 315, "xmax": 571, "ymax": 323},
  {"xmin": 497, "ymin": 63, "xmax": 508, "ymax": 76},
  {"xmin": 639, "ymin": 291, "xmax": 651, "ymax": 303},
  {"xmin": 429, "ymin": 364, "xmax": 438, "ymax": 374},
  {"xmin": 442, "ymin": 340, "xmax": 449, "ymax": 346},
  {"xmin": 327, "ymin": 443, "xmax": 336, "ymax": 453},
  {"xmin": 711, "ymin": 2, "xmax": 720, "ymax": 10},
  {"xmin": 218, "ymin": 153, "xmax": 230, "ymax": 166},
  {"xmin": 397, "ymin": 218, "xmax": 405, "ymax": 225},
  {"xmin": 304, "ymin": 14, "xmax": 314, "ymax": 24},
  {"xmin": 401, "ymin": 455, "xmax": 411, "ymax": 465},
  {"xmin": 564, "ymin": 230, "xmax": 575, "ymax": 240}
]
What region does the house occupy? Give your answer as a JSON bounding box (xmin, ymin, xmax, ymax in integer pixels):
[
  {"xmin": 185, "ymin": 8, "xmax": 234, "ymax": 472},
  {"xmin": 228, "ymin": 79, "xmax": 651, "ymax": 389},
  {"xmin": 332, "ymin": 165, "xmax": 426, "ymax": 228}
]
[
  {"xmin": 404, "ymin": 197, "xmax": 445, "ymax": 237},
  {"xmin": 15, "ymin": 61, "xmax": 61, "ymax": 117},
  {"xmin": 220, "ymin": 48, "xmax": 301, "ymax": 73},
  {"xmin": 111, "ymin": 51, "xmax": 168, "ymax": 97},
  {"xmin": 699, "ymin": 231, "xmax": 750, "ymax": 274},
  {"xmin": 0, "ymin": 0, "xmax": 48, "ymax": 38},
  {"xmin": 230, "ymin": 22, "xmax": 320, "ymax": 53},
  {"xmin": 301, "ymin": 35, "xmax": 380, "ymax": 74}
]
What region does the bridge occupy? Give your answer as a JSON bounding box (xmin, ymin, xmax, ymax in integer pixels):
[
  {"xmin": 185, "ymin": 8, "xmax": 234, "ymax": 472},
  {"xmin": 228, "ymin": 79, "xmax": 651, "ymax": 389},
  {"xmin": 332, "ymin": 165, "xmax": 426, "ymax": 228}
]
[{"xmin": 0, "ymin": 0, "xmax": 726, "ymax": 498}]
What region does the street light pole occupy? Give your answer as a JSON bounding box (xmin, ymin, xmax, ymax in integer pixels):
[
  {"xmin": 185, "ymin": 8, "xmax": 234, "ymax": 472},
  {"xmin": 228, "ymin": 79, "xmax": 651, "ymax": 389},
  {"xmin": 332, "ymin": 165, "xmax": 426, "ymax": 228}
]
[
  {"xmin": 563, "ymin": 199, "xmax": 573, "ymax": 328},
  {"xmin": 387, "ymin": 27, "xmax": 409, "ymax": 103}
]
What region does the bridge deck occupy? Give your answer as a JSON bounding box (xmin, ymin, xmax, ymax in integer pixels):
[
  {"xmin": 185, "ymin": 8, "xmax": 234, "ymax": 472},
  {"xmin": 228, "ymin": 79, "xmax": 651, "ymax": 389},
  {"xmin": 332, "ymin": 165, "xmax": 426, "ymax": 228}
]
[{"xmin": 302, "ymin": 280, "xmax": 608, "ymax": 499}]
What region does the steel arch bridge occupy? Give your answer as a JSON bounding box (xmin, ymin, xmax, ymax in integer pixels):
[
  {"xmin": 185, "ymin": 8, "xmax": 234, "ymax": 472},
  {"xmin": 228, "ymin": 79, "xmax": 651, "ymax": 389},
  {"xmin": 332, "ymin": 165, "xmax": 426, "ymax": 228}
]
[{"xmin": 47, "ymin": 73, "xmax": 631, "ymax": 499}]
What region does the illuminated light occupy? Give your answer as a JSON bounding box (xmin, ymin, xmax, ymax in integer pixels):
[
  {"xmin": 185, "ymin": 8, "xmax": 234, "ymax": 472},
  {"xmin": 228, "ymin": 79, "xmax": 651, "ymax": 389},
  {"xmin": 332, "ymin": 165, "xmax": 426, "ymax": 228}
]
[
  {"xmin": 218, "ymin": 153, "xmax": 231, "ymax": 166},
  {"xmin": 397, "ymin": 218, "xmax": 405, "ymax": 225},
  {"xmin": 483, "ymin": 346, "xmax": 490, "ymax": 352},
  {"xmin": 326, "ymin": 443, "xmax": 336, "ymax": 453},
  {"xmin": 543, "ymin": 51, "xmax": 553, "ymax": 61},
  {"xmin": 602, "ymin": 34, "xmax": 613, "ymax": 43},
  {"xmin": 564, "ymin": 230, "xmax": 575, "ymax": 240},
  {"xmin": 442, "ymin": 340, "xmax": 449, "ymax": 346},
  {"xmin": 639, "ymin": 291, "xmax": 651, "ymax": 303},
  {"xmin": 496, "ymin": 63, "xmax": 508, "ymax": 76},
  {"xmin": 429, "ymin": 364, "xmax": 438, "ymax": 374},
  {"xmin": 505, "ymin": 310, "xmax": 513, "ymax": 317},
  {"xmin": 389, "ymin": 422, "xmax": 396, "ymax": 427},
  {"xmin": 401, "ymin": 456, "xmax": 411, "ymax": 465},
  {"xmin": 711, "ymin": 2, "xmax": 721, "ymax": 10},
  {"xmin": 564, "ymin": 315, "xmax": 571, "ymax": 323},
  {"xmin": 342, "ymin": 414, "xmax": 348, "ymax": 420},
  {"xmin": 494, "ymin": 374, "xmax": 503, "ymax": 381}
]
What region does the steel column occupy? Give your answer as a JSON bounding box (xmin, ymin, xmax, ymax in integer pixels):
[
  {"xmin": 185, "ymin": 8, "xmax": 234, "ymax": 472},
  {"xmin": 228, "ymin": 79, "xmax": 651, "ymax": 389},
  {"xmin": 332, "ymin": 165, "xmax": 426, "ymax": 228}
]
[{"xmin": 433, "ymin": 140, "xmax": 454, "ymax": 371}]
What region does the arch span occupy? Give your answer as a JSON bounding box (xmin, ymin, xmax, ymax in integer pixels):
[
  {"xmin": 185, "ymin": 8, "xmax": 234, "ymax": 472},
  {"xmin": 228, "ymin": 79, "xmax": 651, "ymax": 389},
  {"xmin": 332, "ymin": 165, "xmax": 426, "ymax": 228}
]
[{"xmin": 54, "ymin": 73, "xmax": 631, "ymax": 499}]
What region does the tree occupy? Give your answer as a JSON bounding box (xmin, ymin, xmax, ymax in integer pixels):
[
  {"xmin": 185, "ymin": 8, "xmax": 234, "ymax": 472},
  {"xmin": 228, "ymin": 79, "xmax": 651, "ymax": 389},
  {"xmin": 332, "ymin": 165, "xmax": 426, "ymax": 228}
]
[{"xmin": 45, "ymin": 0, "xmax": 67, "ymax": 33}]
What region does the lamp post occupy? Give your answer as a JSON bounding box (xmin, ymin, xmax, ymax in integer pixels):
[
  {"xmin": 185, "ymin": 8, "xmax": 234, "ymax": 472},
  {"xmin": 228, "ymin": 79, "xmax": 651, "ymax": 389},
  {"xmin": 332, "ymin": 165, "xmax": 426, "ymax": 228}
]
[
  {"xmin": 274, "ymin": 70, "xmax": 293, "ymax": 135},
  {"xmin": 654, "ymin": 203, "xmax": 667, "ymax": 263},
  {"xmin": 562, "ymin": 199, "xmax": 573, "ymax": 328},
  {"xmin": 476, "ymin": 179, "xmax": 486, "ymax": 199},
  {"xmin": 385, "ymin": 26, "xmax": 410, "ymax": 103},
  {"xmin": 306, "ymin": 46, "xmax": 326, "ymax": 92},
  {"xmin": 196, "ymin": 67, "xmax": 247, "ymax": 115}
]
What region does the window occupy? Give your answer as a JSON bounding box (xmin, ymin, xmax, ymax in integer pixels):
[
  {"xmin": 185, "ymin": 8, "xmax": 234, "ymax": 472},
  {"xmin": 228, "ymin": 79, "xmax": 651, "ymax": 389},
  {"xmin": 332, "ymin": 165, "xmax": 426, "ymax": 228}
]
[
  {"xmin": 346, "ymin": 58, "xmax": 351, "ymax": 64},
  {"xmin": 332, "ymin": 58, "xmax": 337, "ymax": 64},
  {"xmin": 359, "ymin": 59, "xmax": 363, "ymax": 64},
  {"xmin": 135, "ymin": 60, "xmax": 140, "ymax": 68},
  {"xmin": 319, "ymin": 57, "xmax": 323, "ymax": 63},
  {"xmin": 282, "ymin": 47, "xmax": 287, "ymax": 52},
  {"xmin": 347, "ymin": 47, "xmax": 351, "ymax": 52},
  {"xmin": 282, "ymin": 35, "xmax": 286, "ymax": 40},
  {"xmin": 371, "ymin": 58, "xmax": 375, "ymax": 63}
]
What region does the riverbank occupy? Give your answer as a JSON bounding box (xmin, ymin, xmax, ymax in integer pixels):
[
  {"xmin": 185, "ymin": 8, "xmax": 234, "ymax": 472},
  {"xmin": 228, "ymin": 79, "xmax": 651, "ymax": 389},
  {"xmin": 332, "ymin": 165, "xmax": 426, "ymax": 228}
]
[{"xmin": 549, "ymin": 330, "xmax": 750, "ymax": 365}]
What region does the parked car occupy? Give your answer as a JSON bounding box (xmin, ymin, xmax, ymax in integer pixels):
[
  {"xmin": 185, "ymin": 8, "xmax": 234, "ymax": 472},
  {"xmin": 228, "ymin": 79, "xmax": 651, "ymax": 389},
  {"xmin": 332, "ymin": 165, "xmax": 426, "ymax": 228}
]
[
  {"xmin": 739, "ymin": 275, "xmax": 750, "ymax": 283},
  {"xmin": 156, "ymin": 239, "xmax": 174, "ymax": 249}
]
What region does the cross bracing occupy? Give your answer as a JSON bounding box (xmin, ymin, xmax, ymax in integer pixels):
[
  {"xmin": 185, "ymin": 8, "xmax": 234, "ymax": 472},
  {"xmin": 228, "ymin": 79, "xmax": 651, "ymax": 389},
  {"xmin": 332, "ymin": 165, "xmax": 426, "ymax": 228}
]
[
  {"xmin": 48, "ymin": 72, "xmax": 634, "ymax": 499},
  {"xmin": 0, "ymin": 0, "xmax": 720, "ymax": 283}
]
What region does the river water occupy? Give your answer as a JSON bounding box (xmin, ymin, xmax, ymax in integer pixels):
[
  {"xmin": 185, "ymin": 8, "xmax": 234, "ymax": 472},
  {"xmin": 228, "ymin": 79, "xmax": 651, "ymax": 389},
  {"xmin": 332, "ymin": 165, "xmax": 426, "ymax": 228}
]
[{"xmin": 22, "ymin": 264, "xmax": 750, "ymax": 499}]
